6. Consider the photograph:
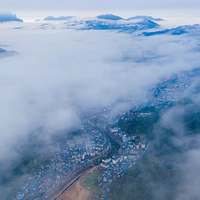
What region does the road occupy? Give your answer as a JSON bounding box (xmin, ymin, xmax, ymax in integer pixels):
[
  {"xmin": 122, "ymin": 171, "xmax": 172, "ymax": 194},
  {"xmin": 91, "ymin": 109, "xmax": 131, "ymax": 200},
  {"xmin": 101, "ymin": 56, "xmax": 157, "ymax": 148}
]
[
  {"xmin": 50, "ymin": 126, "xmax": 120, "ymax": 200},
  {"xmin": 52, "ymin": 167, "xmax": 96, "ymax": 200}
]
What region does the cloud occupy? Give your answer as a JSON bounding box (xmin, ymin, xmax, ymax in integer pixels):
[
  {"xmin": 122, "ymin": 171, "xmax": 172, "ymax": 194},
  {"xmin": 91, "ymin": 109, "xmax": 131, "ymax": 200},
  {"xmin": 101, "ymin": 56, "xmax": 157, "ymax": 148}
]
[
  {"xmin": 0, "ymin": 21, "xmax": 199, "ymax": 154},
  {"xmin": 0, "ymin": 20, "xmax": 200, "ymax": 197},
  {"xmin": 144, "ymin": 78, "xmax": 200, "ymax": 200}
]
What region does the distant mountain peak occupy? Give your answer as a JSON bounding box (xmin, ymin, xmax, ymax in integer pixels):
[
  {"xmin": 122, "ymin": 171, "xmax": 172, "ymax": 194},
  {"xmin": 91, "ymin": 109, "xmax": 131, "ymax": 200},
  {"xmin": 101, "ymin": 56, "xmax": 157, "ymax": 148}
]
[
  {"xmin": 0, "ymin": 12, "xmax": 23, "ymax": 23},
  {"xmin": 80, "ymin": 18, "xmax": 159, "ymax": 33},
  {"xmin": 142, "ymin": 24, "xmax": 200, "ymax": 36},
  {"xmin": 0, "ymin": 47, "xmax": 17, "ymax": 59},
  {"xmin": 97, "ymin": 14, "xmax": 123, "ymax": 20},
  {"xmin": 129, "ymin": 15, "xmax": 163, "ymax": 22},
  {"xmin": 44, "ymin": 16, "xmax": 74, "ymax": 21}
]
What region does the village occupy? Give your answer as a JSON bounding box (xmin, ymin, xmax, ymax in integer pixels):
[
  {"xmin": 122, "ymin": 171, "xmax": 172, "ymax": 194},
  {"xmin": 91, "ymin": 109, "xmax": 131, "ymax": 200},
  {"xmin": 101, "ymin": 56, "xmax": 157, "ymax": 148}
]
[{"xmin": 16, "ymin": 69, "xmax": 194, "ymax": 200}]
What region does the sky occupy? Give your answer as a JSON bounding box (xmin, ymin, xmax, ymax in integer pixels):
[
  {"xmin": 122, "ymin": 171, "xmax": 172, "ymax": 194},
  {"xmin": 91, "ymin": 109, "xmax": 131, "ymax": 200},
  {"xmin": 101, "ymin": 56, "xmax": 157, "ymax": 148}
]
[
  {"xmin": 1, "ymin": 0, "xmax": 200, "ymax": 11},
  {"xmin": 1, "ymin": 0, "xmax": 200, "ymax": 23}
]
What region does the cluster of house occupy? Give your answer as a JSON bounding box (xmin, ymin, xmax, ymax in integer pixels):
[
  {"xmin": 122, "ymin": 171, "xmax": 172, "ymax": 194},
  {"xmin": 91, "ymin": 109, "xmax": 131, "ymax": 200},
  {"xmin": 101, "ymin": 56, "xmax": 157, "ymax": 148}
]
[
  {"xmin": 116, "ymin": 71, "xmax": 192, "ymax": 123},
  {"xmin": 16, "ymin": 130, "xmax": 110, "ymax": 200},
  {"xmin": 91, "ymin": 70, "xmax": 194, "ymax": 198},
  {"xmin": 15, "ymin": 70, "xmax": 194, "ymax": 200},
  {"xmin": 91, "ymin": 127, "xmax": 146, "ymax": 198},
  {"xmin": 151, "ymin": 74, "xmax": 189, "ymax": 107}
]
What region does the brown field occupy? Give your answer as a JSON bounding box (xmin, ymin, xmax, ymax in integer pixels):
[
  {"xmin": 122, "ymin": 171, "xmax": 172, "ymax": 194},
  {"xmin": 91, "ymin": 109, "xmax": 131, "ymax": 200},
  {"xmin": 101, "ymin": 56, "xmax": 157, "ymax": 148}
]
[{"xmin": 52, "ymin": 167, "xmax": 96, "ymax": 200}]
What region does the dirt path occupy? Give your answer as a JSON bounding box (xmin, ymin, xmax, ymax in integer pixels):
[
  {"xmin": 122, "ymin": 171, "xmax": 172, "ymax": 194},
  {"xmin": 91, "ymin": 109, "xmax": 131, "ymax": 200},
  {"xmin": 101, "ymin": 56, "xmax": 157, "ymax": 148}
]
[{"xmin": 52, "ymin": 167, "xmax": 96, "ymax": 200}]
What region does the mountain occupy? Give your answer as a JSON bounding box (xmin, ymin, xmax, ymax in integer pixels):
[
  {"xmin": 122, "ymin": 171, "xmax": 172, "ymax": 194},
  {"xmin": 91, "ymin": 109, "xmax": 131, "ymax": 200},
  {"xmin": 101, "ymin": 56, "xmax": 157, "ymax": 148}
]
[
  {"xmin": 109, "ymin": 76, "xmax": 200, "ymax": 200},
  {"xmin": 0, "ymin": 12, "xmax": 23, "ymax": 23},
  {"xmin": 0, "ymin": 48, "xmax": 6, "ymax": 53},
  {"xmin": 44, "ymin": 16, "xmax": 74, "ymax": 21},
  {"xmin": 129, "ymin": 15, "xmax": 163, "ymax": 21},
  {"xmin": 142, "ymin": 24, "xmax": 200, "ymax": 36},
  {"xmin": 0, "ymin": 47, "xmax": 16, "ymax": 58},
  {"xmin": 81, "ymin": 19, "xmax": 159, "ymax": 33},
  {"xmin": 97, "ymin": 14, "xmax": 123, "ymax": 20}
]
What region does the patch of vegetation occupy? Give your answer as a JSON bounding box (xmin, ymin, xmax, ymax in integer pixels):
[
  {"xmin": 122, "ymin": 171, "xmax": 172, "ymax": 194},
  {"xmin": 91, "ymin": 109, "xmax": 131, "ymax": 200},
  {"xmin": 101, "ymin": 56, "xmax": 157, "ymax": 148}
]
[
  {"xmin": 118, "ymin": 106, "xmax": 160, "ymax": 140},
  {"xmin": 109, "ymin": 102, "xmax": 200, "ymax": 200},
  {"xmin": 85, "ymin": 170, "xmax": 101, "ymax": 195}
]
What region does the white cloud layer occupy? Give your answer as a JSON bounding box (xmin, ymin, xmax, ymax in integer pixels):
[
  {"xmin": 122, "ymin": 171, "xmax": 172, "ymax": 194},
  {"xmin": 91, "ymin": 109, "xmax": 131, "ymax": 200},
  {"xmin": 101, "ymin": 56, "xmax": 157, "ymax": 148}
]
[{"xmin": 0, "ymin": 21, "xmax": 200, "ymax": 166}]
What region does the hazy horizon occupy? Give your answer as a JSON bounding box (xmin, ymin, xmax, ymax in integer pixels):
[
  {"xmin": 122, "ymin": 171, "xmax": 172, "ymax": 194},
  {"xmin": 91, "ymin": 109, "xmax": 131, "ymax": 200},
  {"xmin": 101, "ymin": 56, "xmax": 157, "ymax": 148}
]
[{"xmin": 1, "ymin": 9, "xmax": 200, "ymax": 28}]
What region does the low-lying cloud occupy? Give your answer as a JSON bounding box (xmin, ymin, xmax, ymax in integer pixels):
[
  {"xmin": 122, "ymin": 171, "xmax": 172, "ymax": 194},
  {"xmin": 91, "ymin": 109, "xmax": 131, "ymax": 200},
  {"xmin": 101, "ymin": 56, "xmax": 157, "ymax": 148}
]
[{"xmin": 0, "ymin": 20, "xmax": 200, "ymax": 174}]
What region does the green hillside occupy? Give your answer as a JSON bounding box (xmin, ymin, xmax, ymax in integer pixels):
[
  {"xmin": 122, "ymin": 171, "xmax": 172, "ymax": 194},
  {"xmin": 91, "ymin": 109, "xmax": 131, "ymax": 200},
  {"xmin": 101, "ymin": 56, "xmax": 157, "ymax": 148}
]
[{"xmin": 109, "ymin": 103, "xmax": 200, "ymax": 200}]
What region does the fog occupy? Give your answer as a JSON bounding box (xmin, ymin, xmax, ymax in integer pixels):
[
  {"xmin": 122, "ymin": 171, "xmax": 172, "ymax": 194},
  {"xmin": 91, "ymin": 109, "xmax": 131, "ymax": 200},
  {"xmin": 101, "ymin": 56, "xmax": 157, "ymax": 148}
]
[
  {"xmin": 139, "ymin": 77, "xmax": 200, "ymax": 200},
  {"xmin": 158, "ymin": 86, "xmax": 200, "ymax": 200},
  {"xmin": 1, "ymin": 17, "xmax": 200, "ymax": 199},
  {"xmin": 0, "ymin": 20, "xmax": 200, "ymax": 164}
]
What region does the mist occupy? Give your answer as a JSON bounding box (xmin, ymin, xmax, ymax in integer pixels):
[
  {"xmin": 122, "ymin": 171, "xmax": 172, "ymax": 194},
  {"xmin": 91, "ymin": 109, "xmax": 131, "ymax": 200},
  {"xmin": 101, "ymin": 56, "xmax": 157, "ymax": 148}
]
[
  {"xmin": 109, "ymin": 69, "xmax": 200, "ymax": 200},
  {"xmin": 1, "ymin": 16, "xmax": 200, "ymax": 199}
]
